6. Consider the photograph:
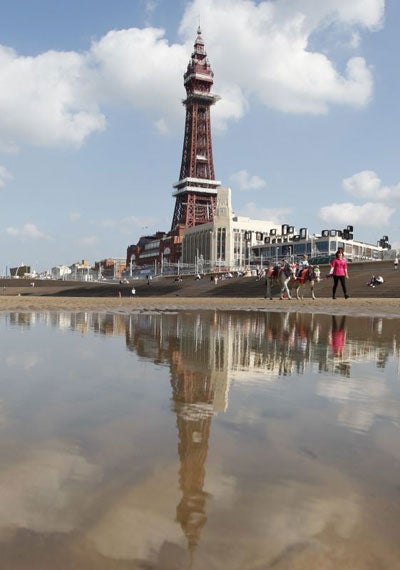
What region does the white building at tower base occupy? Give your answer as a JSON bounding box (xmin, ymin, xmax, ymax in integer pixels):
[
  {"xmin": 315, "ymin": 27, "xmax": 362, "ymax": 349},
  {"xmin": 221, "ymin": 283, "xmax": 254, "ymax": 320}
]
[{"xmin": 182, "ymin": 187, "xmax": 387, "ymax": 273}]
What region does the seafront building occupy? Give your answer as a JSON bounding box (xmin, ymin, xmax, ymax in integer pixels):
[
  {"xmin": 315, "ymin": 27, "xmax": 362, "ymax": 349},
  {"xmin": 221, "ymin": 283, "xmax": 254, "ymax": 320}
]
[
  {"xmin": 182, "ymin": 187, "xmax": 281, "ymax": 272},
  {"xmin": 253, "ymin": 227, "xmax": 387, "ymax": 264},
  {"xmin": 182, "ymin": 189, "xmax": 386, "ymax": 272}
]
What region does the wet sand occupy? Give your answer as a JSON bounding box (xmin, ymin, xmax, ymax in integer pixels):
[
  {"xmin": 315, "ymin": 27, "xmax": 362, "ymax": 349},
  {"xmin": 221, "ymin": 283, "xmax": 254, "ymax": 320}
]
[{"xmin": 0, "ymin": 296, "xmax": 399, "ymax": 318}]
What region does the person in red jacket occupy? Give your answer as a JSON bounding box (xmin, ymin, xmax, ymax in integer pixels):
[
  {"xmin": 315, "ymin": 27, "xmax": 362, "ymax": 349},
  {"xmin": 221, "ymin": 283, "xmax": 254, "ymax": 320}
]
[{"xmin": 330, "ymin": 249, "xmax": 349, "ymax": 299}]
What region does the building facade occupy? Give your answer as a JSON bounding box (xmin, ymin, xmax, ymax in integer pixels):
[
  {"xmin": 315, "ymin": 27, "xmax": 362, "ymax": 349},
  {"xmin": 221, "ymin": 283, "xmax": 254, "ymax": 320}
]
[
  {"xmin": 182, "ymin": 187, "xmax": 282, "ymax": 272},
  {"xmin": 253, "ymin": 227, "xmax": 385, "ymax": 264},
  {"xmin": 94, "ymin": 258, "xmax": 127, "ymax": 279},
  {"xmin": 182, "ymin": 188, "xmax": 387, "ymax": 271}
]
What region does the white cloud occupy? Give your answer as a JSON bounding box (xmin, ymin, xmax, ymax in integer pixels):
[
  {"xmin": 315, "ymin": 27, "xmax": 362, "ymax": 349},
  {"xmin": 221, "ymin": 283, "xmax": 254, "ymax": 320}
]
[
  {"xmin": 0, "ymin": 46, "xmax": 106, "ymax": 150},
  {"xmin": 277, "ymin": 0, "xmax": 384, "ymax": 31},
  {"xmin": 180, "ymin": 0, "xmax": 381, "ymax": 115},
  {"xmin": 349, "ymin": 31, "xmax": 362, "ymax": 49},
  {"xmin": 144, "ymin": 0, "xmax": 159, "ymax": 23},
  {"xmin": 88, "ymin": 27, "xmax": 187, "ymax": 120},
  {"xmin": 0, "ymin": 165, "xmax": 12, "ymax": 187},
  {"xmin": 5, "ymin": 223, "xmax": 48, "ymax": 239},
  {"xmin": 343, "ymin": 170, "xmax": 400, "ymax": 204},
  {"xmin": 0, "ymin": 1, "xmax": 384, "ymax": 150},
  {"xmin": 212, "ymin": 84, "xmax": 249, "ymax": 129},
  {"xmin": 230, "ymin": 169, "xmax": 266, "ymax": 191},
  {"xmin": 320, "ymin": 170, "xmax": 399, "ymax": 229},
  {"xmin": 238, "ymin": 201, "xmax": 292, "ymax": 224},
  {"xmin": 319, "ymin": 201, "xmax": 394, "ymax": 227}
]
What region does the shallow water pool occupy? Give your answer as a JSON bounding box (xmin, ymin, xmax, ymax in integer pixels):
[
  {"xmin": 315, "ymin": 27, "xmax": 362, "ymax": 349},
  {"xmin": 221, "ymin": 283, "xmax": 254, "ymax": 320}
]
[{"xmin": 0, "ymin": 310, "xmax": 399, "ymax": 569}]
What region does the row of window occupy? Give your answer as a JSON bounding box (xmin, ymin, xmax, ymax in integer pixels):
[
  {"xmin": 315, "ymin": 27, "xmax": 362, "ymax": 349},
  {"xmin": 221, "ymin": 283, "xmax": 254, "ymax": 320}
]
[{"xmin": 255, "ymin": 240, "xmax": 381, "ymax": 258}]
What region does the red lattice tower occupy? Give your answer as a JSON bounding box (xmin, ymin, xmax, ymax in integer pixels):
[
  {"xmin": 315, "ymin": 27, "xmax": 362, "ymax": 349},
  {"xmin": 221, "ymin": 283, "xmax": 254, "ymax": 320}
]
[{"xmin": 171, "ymin": 27, "xmax": 220, "ymax": 231}]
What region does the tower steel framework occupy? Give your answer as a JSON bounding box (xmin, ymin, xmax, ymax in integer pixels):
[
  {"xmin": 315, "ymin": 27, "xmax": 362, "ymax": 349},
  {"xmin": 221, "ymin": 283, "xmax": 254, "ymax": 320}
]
[{"xmin": 171, "ymin": 27, "xmax": 220, "ymax": 231}]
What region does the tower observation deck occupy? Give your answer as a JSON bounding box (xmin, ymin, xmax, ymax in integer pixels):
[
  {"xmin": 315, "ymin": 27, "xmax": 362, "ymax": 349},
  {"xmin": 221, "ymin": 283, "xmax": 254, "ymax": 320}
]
[{"xmin": 171, "ymin": 27, "xmax": 221, "ymax": 230}]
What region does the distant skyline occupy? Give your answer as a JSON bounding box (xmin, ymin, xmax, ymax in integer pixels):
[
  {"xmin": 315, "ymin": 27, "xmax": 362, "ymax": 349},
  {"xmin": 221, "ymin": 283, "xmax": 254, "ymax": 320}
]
[{"xmin": 0, "ymin": 0, "xmax": 399, "ymax": 272}]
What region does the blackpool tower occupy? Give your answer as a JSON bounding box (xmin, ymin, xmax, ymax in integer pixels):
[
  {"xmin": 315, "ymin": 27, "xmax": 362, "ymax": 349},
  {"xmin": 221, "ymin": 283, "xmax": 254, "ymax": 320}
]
[{"xmin": 171, "ymin": 27, "xmax": 221, "ymax": 231}]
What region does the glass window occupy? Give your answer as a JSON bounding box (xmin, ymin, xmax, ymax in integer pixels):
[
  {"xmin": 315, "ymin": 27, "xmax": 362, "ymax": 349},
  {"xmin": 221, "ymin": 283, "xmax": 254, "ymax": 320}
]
[
  {"xmin": 315, "ymin": 241, "xmax": 329, "ymax": 253},
  {"xmin": 217, "ymin": 227, "xmax": 226, "ymax": 261},
  {"xmin": 294, "ymin": 243, "xmax": 306, "ymax": 254}
]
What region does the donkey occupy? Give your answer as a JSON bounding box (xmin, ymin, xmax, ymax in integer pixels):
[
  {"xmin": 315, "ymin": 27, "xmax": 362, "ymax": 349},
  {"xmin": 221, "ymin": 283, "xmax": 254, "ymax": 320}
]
[
  {"xmin": 265, "ymin": 260, "xmax": 297, "ymax": 300},
  {"xmin": 288, "ymin": 265, "xmax": 321, "ymax": 300}
]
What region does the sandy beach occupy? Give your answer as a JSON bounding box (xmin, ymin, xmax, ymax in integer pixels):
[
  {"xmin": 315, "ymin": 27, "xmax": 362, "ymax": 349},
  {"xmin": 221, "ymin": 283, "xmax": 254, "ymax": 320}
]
[{"xmin": 1, "ymin": 296, "xmax": 399, "ymax": 318}]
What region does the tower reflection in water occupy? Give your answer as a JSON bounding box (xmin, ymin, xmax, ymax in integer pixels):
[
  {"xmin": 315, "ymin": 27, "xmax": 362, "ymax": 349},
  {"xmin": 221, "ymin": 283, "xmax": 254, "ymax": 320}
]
[
  {"xmin": 126, "ymin": 311, "xmax": 231, "ymax": 555},
  {"xmin": 4, "ymin": 309, "xmax": 400, "ymax": 563}
]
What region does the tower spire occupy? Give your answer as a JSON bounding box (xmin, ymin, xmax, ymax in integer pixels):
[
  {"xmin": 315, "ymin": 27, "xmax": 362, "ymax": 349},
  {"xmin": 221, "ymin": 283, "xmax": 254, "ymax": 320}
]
[{"xmin": 171, "ymin": 28, "xmax": 220, "ymax": 230}]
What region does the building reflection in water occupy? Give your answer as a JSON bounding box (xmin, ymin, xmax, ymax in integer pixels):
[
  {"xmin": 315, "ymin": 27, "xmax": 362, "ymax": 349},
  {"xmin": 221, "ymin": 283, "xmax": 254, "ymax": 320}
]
[
  {"xmin": 7, "ymin": 309, "xmax": 398, "ymax": 380},
  {"xmin": 5, "ymin": 310, "xmax": 399, "ymax": 382},
  {"xmin": 2, "ymin": 309, "xmax": 400, "ymax": 560}
]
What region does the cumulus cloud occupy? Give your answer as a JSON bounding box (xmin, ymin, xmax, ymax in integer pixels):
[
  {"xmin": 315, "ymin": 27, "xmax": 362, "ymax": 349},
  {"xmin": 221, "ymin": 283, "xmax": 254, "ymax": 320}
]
[
  {"xmin": 0, "ymin": 45, "xmax": 106, "ymax": 150},
  {"xmin": 180, "ymin": 0, "xmax": 382, "ymax": 115},
  {"xmin": 343, "ymin": 170, "xmax": 400, "ymax": 204},
  {"xmin": 319, "ymin": 201, "xmax": 394, "ymax": 227},
  {"xmin": 319, "ymin": 170, "xmax": 399, "ymax": 229},
  {"xmin": 0, "ymin": 0, "xmax": 384, "ymax": 151},
  {"xmin": 0, "ymin": 27, "xmax": 187, "ymax": 150},
  {"xmin": 5, "ymin": 223, "xmax": 48, "ymax": 239},
  {"xmin": 0, "ymin": 165, "xmax": 12, "ymax": 187},
  {"xmin": 230, "ymin": 169, "xmax": 266, "ymax": 191},
  {"xmin": 88, "ymin": 28, "xmax": 186, "ymax": 114}
]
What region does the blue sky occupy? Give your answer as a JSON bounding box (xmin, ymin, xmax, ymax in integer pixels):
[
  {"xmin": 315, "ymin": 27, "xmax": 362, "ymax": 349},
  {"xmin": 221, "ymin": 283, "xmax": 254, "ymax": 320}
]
[{"xmin": 0, "ymin": 0, "xmax": 398, "ymax": 272}]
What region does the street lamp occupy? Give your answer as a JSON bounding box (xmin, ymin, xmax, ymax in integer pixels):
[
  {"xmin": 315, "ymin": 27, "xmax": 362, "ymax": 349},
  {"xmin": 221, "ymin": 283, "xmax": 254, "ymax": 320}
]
[
  {"xmin": 209, "ymin": 229, "xmax": 214, "ymax": 272},
  {"xmin": 244, "ymin": 231, "xmax": 252, "ymax": 270},
  {"xmin": 195, "ymin": 248, "xmax": 199, "ymax": 275},
  {"xmin": 129, "ymin": 254, "xmax": 135, "ymax": 277}
]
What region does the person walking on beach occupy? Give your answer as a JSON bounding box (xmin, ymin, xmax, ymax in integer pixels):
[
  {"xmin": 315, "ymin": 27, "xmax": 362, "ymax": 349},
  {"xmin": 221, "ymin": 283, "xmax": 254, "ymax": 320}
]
[
  {"xmin": 394, "ymin": 256, "xmax": 398, "ymax": 270},
  {"xmin": 330, "ymin": 249, "xmax": 349, "ymax": 299}
]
